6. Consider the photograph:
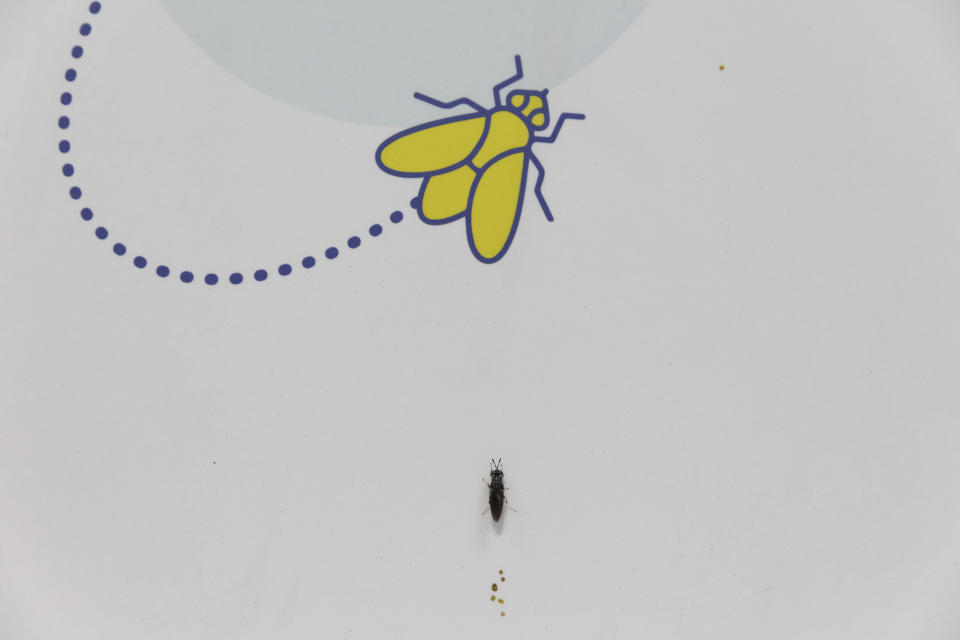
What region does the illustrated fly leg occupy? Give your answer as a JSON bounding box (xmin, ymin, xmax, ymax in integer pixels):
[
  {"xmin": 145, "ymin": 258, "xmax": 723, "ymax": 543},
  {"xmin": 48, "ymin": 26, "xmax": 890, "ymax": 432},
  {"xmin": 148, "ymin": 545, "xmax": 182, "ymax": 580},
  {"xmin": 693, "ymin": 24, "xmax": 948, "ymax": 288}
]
[
  {"xmin": 528, "ymin": 153, "xmax": 554, "ymax": 222},
  {"xmin": 532, "ymin": 112, "xmax": 586, "ymax": 144},
  {"xmin": 412, "ymin": 93, "xmax": 484, "ymax": 112},
  {"xmin": 493, "ymin": 55, "xmax": 524, "ymax": 107}
]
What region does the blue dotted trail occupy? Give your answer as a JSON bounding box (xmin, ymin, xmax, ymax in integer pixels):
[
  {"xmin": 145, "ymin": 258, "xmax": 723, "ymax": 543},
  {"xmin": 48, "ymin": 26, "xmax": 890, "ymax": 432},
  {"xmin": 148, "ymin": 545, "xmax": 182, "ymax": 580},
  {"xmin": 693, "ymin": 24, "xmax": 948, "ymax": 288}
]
[{"xmin": 58, "ymin": 2, "xmax": 405, "ymax": 286}]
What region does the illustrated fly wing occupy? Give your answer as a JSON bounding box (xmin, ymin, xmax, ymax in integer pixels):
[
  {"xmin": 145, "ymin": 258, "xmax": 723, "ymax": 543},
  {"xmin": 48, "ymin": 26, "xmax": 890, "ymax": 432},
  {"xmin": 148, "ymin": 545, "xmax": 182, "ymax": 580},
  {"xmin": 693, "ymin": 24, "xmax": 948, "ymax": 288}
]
[
  {"xmin": 376, "ymin": 113, "xmax": 487, "ymax": 177},
  {"xmin": 417, "ymin": 165, "xmax": 477, "ymax": 223},
  {"xmin": 467, "ymin": 151, "xmax": 528, "ymax": 263}
]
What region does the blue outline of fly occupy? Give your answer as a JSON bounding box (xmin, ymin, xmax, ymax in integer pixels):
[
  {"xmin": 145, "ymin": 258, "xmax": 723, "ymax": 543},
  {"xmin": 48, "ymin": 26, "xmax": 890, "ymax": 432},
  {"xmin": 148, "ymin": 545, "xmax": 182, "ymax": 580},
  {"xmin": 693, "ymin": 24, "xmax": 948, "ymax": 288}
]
[{"xmin": 375, "ymin": 56, "xmax": 585, "ymax": 263}]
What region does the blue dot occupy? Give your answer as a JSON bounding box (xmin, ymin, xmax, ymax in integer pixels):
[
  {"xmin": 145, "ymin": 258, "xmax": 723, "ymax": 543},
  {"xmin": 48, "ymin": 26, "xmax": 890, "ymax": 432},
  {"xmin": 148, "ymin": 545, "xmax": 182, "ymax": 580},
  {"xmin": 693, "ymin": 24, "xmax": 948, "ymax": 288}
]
[
  {"xmin": 59, "ymin": 140, "xmax": 70, "ymax": 153},
  {"xmin": 134, "ymin": 256, "xmax": 147, "ymax": 268},
  {"xmin": 80, "ymin": 23, "xmax": 92, "ymax": 36},
  {"xmin": 94, "ymin": 226, "xmax": 107, "ymax": 239},
  {"xmin": 71, "ymin": 46, "xmax": 83, "ymax": 59},
  {"xmin": 60, "ymin": 92, "xmax": 72, "ymax": 105},
  {"xmin": 369, "ymin": 224, "xmax": 383, "ymax": 236},
  {"xmin": 254, "ymin": 269, "xmax": 267, "ymax": 281},
  {"xmin": 410, "ymin": 197, "xmax": 420, "ymax": 209},
  {"xmin": 229, "ymin": 272, "xmax": 243, "ymax": 284},
  {"xmin": 156, "ymin": 265, "xmax": 170, "ymax": 278},
  {"xmin": 204, "ymin": 273, "xmax": 218, "ymax": 285},
  {"xmin": 325, "ymin": 247, "xmax": 339, "ymax": 259},
  {"xmin": 390, "ymin": 210, "xmax": 404, "ymax": 223},
  {"xmin": 65, "ymin": 69, "xmax": 77, "ymax": 82},
  {"xmin": 89, "ymin": 2, "xmax": 101, "ymax": 14},
  {"xmin": 58, "ymin": 116, "xmax": 70, "ymax": 129},
  {"xmin": 347, "ymin": 236, "xmax": 361, "ymax": 249},
  {"xmin": 113, "ymin": 243, "xmax": 126, "ymax": 256},
  {"xmin": 62, "ymin": 164, "xmax": 74, "ymax": 177},
  {"xmin": 69, "ymin": 186, "xmax": 81, "ymax": 199},
  {"xmin": 180, "ymin": 271, "xmax": 194, "ymax": 283},
  {"xmin": 302, "ymin": 256, "xmax": 316, "ymax": 268},
  {"xmin": 278, "ymin": 263, "xmax": 292, "ymax": 276},
  {"xmin": 80, "ymin": 207, "xmax": 93, "ymax": 220}
]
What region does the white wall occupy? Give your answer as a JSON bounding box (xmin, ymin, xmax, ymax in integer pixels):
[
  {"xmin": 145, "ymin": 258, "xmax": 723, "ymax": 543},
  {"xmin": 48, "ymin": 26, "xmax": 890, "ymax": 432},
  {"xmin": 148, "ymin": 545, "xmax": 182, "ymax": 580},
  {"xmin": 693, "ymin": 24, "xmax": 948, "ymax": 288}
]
[{"xmin": 2, "ymin": 1, "xmax": 960, "ymax": 638}]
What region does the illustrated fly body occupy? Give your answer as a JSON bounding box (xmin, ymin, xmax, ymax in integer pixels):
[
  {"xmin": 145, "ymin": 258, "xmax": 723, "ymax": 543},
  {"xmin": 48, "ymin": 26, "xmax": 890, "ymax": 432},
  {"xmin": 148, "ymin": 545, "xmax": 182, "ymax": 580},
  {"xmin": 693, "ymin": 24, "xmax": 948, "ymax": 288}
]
[
  {"xmin": 375, "ymin": 56, "xmax": 585, "ymax": 263},
  {"xmin": 487, "ymin": 458, "xmax": 505, "ymax": 522}
]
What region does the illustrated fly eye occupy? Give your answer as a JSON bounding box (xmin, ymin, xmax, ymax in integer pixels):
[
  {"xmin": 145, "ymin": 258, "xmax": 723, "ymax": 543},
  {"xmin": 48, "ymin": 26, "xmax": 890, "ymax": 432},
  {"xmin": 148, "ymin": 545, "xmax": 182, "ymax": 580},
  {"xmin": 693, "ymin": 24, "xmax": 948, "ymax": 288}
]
[
  {"xmin": 510, "ymin": 94, "xmax": 524, "ymax": 107},
  {"xmin": 531, "ymin": 113, "xmax": 545, "ymax": 127}
]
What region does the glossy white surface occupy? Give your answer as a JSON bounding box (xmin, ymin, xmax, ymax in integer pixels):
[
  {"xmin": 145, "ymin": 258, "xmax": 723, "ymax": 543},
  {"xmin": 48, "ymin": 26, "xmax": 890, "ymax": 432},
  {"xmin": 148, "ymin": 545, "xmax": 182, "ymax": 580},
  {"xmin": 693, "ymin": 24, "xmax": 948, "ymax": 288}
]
[{"xmin": 2, "ymin": 0, "xmax": 960, "ymax": 638}]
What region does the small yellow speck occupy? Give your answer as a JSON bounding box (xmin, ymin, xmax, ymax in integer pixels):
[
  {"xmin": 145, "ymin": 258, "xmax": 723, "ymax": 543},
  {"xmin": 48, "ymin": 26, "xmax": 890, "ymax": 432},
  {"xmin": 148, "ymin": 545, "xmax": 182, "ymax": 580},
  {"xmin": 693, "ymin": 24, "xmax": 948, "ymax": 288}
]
[
  {"xmin": 719, "ymin": 64, "xmax": 725, "ymax": 71},
  {"xmin": 498, "ymin": 598, "xmax": 504, "ymax": 604},
  {"xmin": 500, "ymin": 612, "xmax": 506, "ymax": 617},
  {"xmin": 490, "ymin": 595, "xmax": 496, "ymax": 602},
  {"xmin": 491, "ymin": 583, "xmax": 498, "ymax": 592}
]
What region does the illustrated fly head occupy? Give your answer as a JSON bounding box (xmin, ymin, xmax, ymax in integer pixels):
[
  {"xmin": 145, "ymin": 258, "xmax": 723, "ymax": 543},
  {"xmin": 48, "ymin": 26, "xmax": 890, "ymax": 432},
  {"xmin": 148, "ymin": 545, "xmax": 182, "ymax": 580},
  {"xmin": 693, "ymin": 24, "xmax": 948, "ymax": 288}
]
[{"xmin": 506, "ymin": 89, "xmax": 551, "ymax": 131}]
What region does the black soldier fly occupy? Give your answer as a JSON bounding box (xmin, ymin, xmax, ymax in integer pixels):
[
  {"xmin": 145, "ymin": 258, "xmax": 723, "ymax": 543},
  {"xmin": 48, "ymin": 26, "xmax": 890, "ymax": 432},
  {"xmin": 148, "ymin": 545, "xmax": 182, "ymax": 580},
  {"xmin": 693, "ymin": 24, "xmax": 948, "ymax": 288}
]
[{"xmin": 487, "ymin": 458, "xmax": 505, "ymax": 522}]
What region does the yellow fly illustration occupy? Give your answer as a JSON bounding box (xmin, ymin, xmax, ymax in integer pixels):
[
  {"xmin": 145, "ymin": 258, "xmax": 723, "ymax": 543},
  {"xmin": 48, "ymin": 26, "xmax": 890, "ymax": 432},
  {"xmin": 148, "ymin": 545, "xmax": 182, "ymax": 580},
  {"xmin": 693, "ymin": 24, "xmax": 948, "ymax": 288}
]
[{"xmin": 375, "ymin": 56, "xmax": 585, "ymax": 263}]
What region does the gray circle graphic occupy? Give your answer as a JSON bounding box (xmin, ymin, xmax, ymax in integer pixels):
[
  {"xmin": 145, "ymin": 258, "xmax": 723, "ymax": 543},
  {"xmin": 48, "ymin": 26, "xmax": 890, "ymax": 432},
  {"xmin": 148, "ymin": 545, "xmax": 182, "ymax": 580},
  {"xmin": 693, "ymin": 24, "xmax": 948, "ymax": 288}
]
[{"xmin": 158, "ymin": 0, "xmax": 648, "ymax": 125}]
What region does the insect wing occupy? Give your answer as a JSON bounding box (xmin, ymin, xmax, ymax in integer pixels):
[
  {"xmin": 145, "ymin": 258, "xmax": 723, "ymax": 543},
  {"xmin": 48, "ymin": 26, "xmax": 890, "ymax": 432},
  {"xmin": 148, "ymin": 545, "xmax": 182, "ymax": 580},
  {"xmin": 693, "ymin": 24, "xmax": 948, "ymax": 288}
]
[
  {"xmin": 490, "ymin": 493, "xmax": 504, "ymax": 522},
  {"xmin": 417, "ymin": 165, "xmax": 477, "ymax": 223},
  {"xmin": 467, "ymin": 150, "xmax": 528, "ymax": 263},
  {"xmin": 376, "ymin": 113, "xmax": 487, "ymax": 177}
]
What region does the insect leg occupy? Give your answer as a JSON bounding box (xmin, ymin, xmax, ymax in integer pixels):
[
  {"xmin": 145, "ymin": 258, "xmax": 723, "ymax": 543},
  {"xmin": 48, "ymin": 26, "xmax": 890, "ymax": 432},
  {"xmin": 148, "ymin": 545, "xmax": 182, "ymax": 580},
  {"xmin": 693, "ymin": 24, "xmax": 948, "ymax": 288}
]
[
  {"xmin": 493, "ymin": 55, "xmax": 524, "ymax": 107},
  {"xmin": 532, "ymin": 112, "xmax": 586, "ymax": 144},
  {"xmin": 528, "ymin": 153, "xmax": 554, "ymax": 222},
  {"xmin": 413, "ymin": 92, "xmax": 484, "ymax": 112}
]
